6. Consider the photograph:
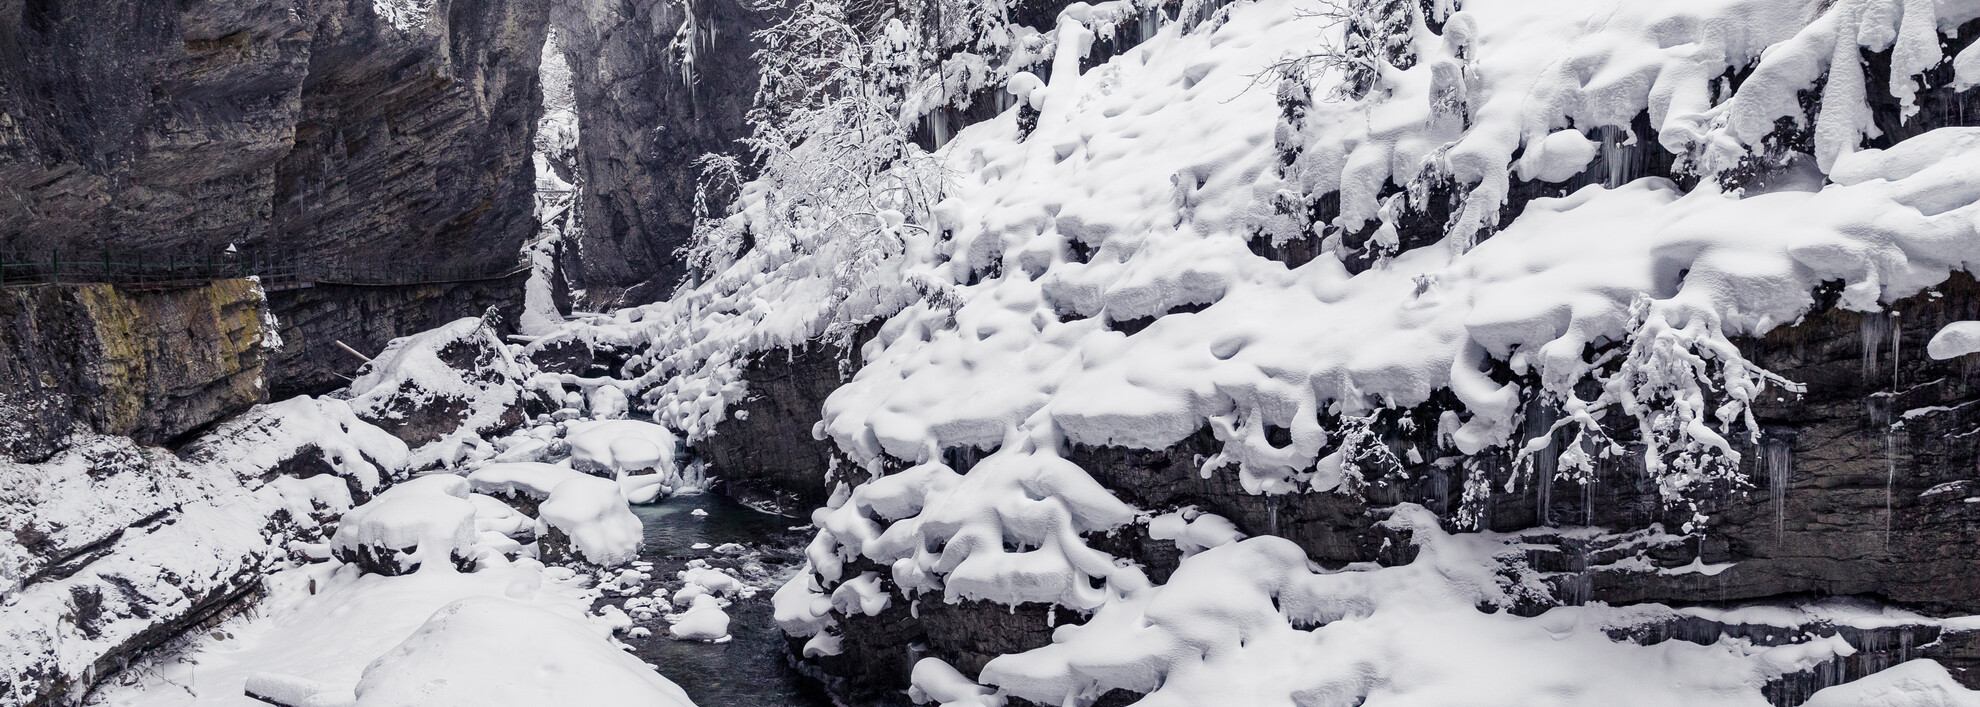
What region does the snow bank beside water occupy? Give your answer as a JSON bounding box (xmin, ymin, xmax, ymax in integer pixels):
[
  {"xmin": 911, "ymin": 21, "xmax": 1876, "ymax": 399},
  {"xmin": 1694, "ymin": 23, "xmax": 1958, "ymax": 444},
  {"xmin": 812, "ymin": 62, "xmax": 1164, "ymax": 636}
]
[{"xmin": 354, "ymin": 597, "xmax": 697, "ymax": 707}]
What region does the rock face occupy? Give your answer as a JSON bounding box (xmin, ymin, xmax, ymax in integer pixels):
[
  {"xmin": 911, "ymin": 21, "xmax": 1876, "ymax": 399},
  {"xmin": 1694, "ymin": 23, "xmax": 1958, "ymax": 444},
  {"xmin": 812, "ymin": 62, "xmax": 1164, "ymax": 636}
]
[
  {"xmin": 0, "ymin": 280, "xmax": 268, "ymax": 462},
  {"xmin": 266, "ymin": 274, "xmax": 528, "ymax": 398},
  {"xmin": 701, "ymin": 342, "xmax": 852, "ymax": 515},
  {"xmin": 0, "ymin": 0, "xmax": 547, "ymax": 272},
  {"xmin": 0, "ymin": 0, "xmax": 548, "ymax": 398},
  {"xmin": 550, "ymin": 0, "xmax": 767, "ymax": 305},
  {"xmin": 0, "ymin": 408, "xmax": 375, "ymax": 707}
]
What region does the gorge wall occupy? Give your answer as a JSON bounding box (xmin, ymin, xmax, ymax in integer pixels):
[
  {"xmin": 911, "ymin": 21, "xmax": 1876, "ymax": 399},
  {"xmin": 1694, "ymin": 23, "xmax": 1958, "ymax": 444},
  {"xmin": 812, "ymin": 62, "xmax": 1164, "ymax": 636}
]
[
  {"xmin": 0, "ymin": 280, "xmax": 269, "ymax": 462},
  {"xmin": 550, "ymin": 0, "xmax": 768, "ymax": 306},
  {"xmin": 0, "ymin": 0, "xmax": 549, "ymax": 393}
]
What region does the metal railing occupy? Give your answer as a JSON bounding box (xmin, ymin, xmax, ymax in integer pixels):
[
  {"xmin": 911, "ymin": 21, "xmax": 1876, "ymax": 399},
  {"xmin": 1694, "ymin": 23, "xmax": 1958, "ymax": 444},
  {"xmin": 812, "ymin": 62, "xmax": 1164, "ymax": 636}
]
[{"xmin": 0, "ymin": 249, "xmax": 530, "ymax": 290}]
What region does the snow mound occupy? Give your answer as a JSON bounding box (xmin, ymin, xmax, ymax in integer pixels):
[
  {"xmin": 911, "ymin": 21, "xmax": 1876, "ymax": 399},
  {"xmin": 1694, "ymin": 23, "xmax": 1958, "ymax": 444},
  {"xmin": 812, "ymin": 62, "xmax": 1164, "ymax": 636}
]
[
  {"xmin": 667, "ymin": 593, "xmax": 731, "ymax": 642},
  {"xmin": 565, "ymin": 419, "xmax": 702, "ymax": 502},
  {"xmin": 909, "ymin": 658, "xmax": 1000, "ymax": 707},
  {"xmin": 535, "ymin": 475, "xmax": 643, "ymax": 567},
  {"xmin": 331, "ymin": 475, "xmax": 478, "ymax": 576},
  {"xmin": 352, "ymin": 597, "xmax": 697, "ymax": 707},
  {"xmin": 466, "ymin": 461, "xmax": 586, "ymax": 500},
  {"xmin": 1805, "ymin": 659, "xmax": 1980, "ymax": 707},
  {"xmin": 1927, "ymin": 322, "xmax": 1980, "ymax": 360},
  {"xmin": 566, "ymin": 419, "xmax": 678, "ymax": 475}
]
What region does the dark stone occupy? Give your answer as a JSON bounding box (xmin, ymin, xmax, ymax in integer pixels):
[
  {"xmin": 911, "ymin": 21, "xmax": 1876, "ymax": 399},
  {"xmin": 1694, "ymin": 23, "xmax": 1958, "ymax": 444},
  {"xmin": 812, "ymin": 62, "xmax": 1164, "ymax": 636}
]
[
  {"xmin": 0, "ymin": 281, "xmax": 269, "ymax": 462},
  {"xmin": 701, "ymin": 343, "xmax": 848, "ymax": 515},
  {"xmin": 549, "ymin": 0, "xmax": 769, "ymax": 306},
  {"xmin": 266, "ymin": 273, "xmax": 529, "ymax": 399},
  {"xmin": 0, "ymin": 0, "xmax": 549, "ymax": 285}
]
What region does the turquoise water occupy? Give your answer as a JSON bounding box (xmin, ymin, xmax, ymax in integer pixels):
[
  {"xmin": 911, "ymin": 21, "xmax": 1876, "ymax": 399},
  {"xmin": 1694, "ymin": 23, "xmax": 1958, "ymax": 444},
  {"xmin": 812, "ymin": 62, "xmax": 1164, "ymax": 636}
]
[{"xmin": 620, "ymin": 494, "xmax": 835, "ymax": 707}]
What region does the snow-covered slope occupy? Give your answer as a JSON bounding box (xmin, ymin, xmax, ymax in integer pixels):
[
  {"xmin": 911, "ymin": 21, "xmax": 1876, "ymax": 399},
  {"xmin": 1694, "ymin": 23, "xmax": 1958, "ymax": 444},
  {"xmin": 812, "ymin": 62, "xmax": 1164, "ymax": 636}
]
[{"xmin": 543, "ymin": 0, "xmax": 1980, "ymax": 703}]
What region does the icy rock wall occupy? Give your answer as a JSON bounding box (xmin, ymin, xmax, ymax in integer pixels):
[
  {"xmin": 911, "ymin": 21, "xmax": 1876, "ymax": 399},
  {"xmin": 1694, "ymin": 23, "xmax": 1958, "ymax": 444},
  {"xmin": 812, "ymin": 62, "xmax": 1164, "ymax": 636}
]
[{"xmin": 0, "ymin": 280, "xmax": 270, "ymax": 463}]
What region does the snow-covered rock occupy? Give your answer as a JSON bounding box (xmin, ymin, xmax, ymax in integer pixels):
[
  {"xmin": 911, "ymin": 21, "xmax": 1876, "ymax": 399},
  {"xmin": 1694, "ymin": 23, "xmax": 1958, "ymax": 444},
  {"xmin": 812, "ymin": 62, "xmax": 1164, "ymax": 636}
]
[
  {"xmin": 666, "ymin": 593, "xmax": 731, "ymax": 642},
  {"xmin": 535, "ymin": 475, "xmax": 643, "ymax": 567},
  {"xmin": 1928, "ymin": 321, "xmax": 1980, "ymax": 360},
  {"xmin": 465, "ymin": 461, "xmax": 587, "ymax": 514},
  {"xmin": 563, "ymin": 418, "xmax": 703, "ymax": 502},
  {"xmin": 346, "ymin": 317, "xmax": 541, "ymax": 469},
  {"xmin": 1804, "ymin": 659, "xmax": 1980, "ymax": 707},
  {"xmin": 331, "ymin": 475, "xmax": 479, "ymax": 575}
]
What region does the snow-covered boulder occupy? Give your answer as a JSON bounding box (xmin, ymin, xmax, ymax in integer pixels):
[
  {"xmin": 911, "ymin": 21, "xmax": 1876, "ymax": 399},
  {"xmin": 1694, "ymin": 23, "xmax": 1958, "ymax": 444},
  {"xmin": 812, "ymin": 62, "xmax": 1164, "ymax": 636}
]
[
  {"xmin": 534, "ymin": 475, "xmax": 642, "ymax": 567},
  {"xmin": 464, "ymin": 461, "xmax": 585, "ymax": 515},
  {"xmin": 345, "ymin": 317, "xmax": 542, "ymax": 468},
  {"xmin": 564, "ymin": 419, "xmax": 701, "ymax": 502},
  {"xmin": 565, "ymin": 419, "xmax": 677, "ymax": 477},
  {"xmin": 351, "ymin": 597, "xmax": 697, "ymax": 707},
  {"xmin": 330, "ymin": 475, "xmax": 478, "ymax": 576},
  {"xmin": 667, "ymin": 593, "xmax": 730, "ymax": 642},
  {"xmin": 1803, "ymin": 659, "xmax": 1980, "ymax": 707},
  {"xmin": 1928, "ymin": 322, "xmax": 1980, "ymax": 360}
]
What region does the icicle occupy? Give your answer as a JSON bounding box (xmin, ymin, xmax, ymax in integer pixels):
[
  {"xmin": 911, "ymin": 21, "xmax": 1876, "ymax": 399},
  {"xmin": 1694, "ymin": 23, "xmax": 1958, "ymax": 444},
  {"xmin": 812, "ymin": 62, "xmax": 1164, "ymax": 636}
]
[
  {"xmin": 1581, "ymin": 470, "xmax": 1594, "ymax": 528},
  {"xmin": 1891, "ymin": 311, "xmax": 1902, "ymax": 391},
  {"xmin": 1761, "ymin": 436, "xmax": 1792, "ymax": 543},
  {"xmin": 1861, "ymin": 313, "xmax": 1889, "ymax": 381},
  {"xmin": 1884, "ymin": 427, "xmax": 1898, "ymax": 554}
]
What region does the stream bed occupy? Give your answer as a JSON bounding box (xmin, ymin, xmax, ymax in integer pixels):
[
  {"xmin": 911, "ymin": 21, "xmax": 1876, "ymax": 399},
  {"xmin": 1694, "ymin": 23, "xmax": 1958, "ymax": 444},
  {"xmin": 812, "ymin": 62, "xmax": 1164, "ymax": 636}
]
[{"xmin": 608, "ymin": 494, "xmax": 836, "ymax": 707}]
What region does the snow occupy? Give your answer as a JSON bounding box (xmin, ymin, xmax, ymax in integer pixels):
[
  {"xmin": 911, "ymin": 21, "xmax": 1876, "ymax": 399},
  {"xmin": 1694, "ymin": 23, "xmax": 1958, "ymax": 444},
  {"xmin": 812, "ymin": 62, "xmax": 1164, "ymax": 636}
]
[
  {"xmin": 909, "ymin": 658, "xmax": 1002, "ymax": 707},
  {"xmin": 88, "ymin": 553, "xmax": 638, "ymax": 707},
  {"xmin": 1, "ymin": 397, "xmax": 413, "ymax": 698},
  {"xmin": 370, "ymin": 0, "xmax": 436, "ymax": 33},
  {"xmin": 566, "ymin": 416, "xmax": 677, "ymax": 474},
  {"xmin": 524, "ymin": 27, "xmax": 580, "ymax": 337},
  {"xmin": 344, "ymin": 317, "xmax": 532, "ymax": 469},
  {"xmin": 466, "ymin": 461, "xmax": 586, "ymax": 500},
  {"xmin": 330, "ymin": 475, "xmax": 479, "ymax": 574},
  {"xmin": 44, "ymin": 0, "xmax": 1980, "ymax": 703},
  {"xmin": 1927, "ymin": 321, "xmax": 1980, "ymax": 359},
  {"xmin": 975, "ymin": 505, "xmax": 1818, "ymax": 705},
  {"xmin": 1147, "ymin": 508, "xmax": 1244, "ymax": 557},
  {"xmin": 353, "ymin": 597, "xmax": 697, "ymax": 706},
  {"xmin": 1804, "ymin": 660, "xmax": 1980, "ymax": 707},
  {"xmin": 536, "ymin": 475, "xmax": 643, "ymax": 567},
  {"xmin": 666, "ymin": 593, "xmax": 732, "ymax": 642},
  {"xmin": 563, "ymin": 419, "xmax": 703, "ymax": 502}
]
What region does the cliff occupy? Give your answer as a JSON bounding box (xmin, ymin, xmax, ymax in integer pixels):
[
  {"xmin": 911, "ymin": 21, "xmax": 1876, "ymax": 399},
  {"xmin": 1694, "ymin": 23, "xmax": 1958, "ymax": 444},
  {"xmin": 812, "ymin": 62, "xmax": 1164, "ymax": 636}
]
[
  {"xmin": 0, "ymin": 0, "xmax": 549, "ymax": 392},
  {"xmin": 0, "ymin": 280, "xmax": 269, "ymax": 463}
]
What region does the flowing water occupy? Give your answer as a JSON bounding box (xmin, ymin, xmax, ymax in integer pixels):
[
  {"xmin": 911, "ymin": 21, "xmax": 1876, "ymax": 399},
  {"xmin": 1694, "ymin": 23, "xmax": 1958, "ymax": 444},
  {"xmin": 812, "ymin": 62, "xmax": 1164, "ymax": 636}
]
[{"xmin": 612, "ymin": 494, "xmax": 835, "ymax": 707}]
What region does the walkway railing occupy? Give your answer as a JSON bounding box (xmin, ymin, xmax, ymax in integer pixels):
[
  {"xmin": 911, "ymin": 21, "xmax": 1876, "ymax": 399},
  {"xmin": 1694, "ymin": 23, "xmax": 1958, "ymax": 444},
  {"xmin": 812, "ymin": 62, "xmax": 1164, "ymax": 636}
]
[{"xmin": 0, "ymin": 249, "xmax": 530, "ymax": 291}]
